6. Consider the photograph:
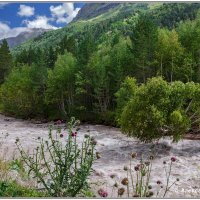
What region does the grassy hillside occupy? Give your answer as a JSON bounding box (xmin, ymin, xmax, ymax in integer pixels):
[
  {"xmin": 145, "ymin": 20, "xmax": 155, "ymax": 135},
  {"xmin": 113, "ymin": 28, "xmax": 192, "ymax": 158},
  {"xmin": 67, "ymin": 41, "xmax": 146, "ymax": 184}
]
[{"xmin": 12, "ymin": 3, "xmax": 200, "ymax": 56}]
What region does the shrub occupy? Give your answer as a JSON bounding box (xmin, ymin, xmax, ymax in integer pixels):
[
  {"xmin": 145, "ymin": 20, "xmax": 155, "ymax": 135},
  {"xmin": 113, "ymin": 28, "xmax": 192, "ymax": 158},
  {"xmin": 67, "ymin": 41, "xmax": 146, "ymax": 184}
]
[
  {"xmin": 16, "ymin": 117, "xmax": 96, "ymax": 197},
  {"xmin": 0, "ymin": 181, "xmax": 46, "ymax": 197},
  {"xmin": 118, "ymin": 77, "xmax": 200, "ymax": 142}
]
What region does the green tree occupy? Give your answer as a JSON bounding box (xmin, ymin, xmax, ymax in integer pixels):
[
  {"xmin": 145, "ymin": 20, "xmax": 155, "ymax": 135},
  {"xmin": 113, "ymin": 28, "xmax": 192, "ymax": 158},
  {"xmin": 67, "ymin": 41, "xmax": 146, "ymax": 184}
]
[
  {"xmin": 0, "ymin": 65, "xmax": 44, "ymax": 117},
  {"xmin": 155, "ymin": 29, "xmax": 184, "ymax": 82},
  {"xmin": 118, "ymin": 77, "xmax": 200, "ymax": 142},
  {"xmin": 45, "ymin": 51, "xmax": 77, "ymax": 118},
  {"xmin": 129, "ymin": 14, "xmax": 158, "ymax": 82},
  {"xmin": 115, "ymin": 76, "xmax": 137, "ymax": 124},
  {"xmin": 0, "ymin": 39, "xmax": 12, "ymax": 84}
]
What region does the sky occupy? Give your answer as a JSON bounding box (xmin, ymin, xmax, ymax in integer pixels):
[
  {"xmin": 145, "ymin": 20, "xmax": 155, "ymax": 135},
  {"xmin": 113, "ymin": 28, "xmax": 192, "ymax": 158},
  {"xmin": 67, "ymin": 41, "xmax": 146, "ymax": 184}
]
[{"xmin": 0, "ymin": 2, "xmax": 84, "ymax": 39}]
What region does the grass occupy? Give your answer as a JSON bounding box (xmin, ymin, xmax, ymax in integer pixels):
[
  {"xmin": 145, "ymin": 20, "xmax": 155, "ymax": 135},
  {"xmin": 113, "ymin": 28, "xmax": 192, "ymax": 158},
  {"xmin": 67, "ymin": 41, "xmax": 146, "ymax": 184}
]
[{"xmin": 0, "ymin": 181, "xmax": 47, "ymax": 197}]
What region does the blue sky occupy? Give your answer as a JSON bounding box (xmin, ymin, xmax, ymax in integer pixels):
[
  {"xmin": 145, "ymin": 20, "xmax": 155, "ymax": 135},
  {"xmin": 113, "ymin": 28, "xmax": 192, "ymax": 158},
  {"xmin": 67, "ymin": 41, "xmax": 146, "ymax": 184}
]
[{"xmin": 0, "ymin": 2, "xmax": 84, "ymax": 39}]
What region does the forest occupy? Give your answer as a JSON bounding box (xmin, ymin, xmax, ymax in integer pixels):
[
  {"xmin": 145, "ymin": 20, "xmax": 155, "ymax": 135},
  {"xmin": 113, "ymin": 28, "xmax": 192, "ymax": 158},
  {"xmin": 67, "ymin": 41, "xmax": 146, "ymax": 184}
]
[{"xmin": 1, "ymin": 3, "xmax": 200, "ymax": 142}]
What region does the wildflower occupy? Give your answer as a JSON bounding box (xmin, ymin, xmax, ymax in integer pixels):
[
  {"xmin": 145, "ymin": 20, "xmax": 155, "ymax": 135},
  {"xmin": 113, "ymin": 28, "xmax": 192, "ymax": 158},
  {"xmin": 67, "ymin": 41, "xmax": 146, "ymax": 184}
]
[
  {"xmin": 123, "ymin": 166, "xmax": 128, "ymax": 171},
  {"xmin": 149, "ymin": 191, "xmax": 154, "ymax": 197},
  {"xmin": 131, "ymin": 152, "xmax": 137, "ymax": 159},
  {"xmin": 121, "ymin": 178, "xmax": 128, "ymax": 185},
  {"xmin": 96, "ymin": 152, "xmax": 101, "ymax": 159},
  {"xmin": 148, "ymin": 185, "xmax": 152, "ymax": 190},
  {"xmin": 71, "ymin": 132, "xmax": 77, "ymax": 137},
  {"xmin": 91, "ymin": 139, "xmax": 97, "ymax": 145},
  {"xmin": 134, "ymin": 165, "xmax": 140, "ymax": 171},
  {"xmin": 60, "ymin": 134, "xmax": 63, "ymax": 138},
  {"xmin": 145, "ymin": 161, "xmax": 150, "ymax": 166},
  {"xmin": 118, "ymin": 188, "xmax": 125, "ymax": 196},
  {"xmin": 15, "ymin": 138, "xmax": 19, "ymax": 143},
  {"xmin": 114, "ymin": 182, "xmax": 118, "ymax": 187},
  {"xmin": 171, "ymin": 157, "xmax": 176, "ymax": 162},
  {"xmin": 140, "ymin": 163, "xmax": 145, "ymax": 169},
  {"xmin": 149, "ymin": 155, "xmax": 154, "ymax": 160},
  {"xmin": 98, "ymin": 189, "xmax": 108, "ymax": 198},
  {"xmin": 157, "ymin": 180, "xmax": 162, "ymax": 185}
]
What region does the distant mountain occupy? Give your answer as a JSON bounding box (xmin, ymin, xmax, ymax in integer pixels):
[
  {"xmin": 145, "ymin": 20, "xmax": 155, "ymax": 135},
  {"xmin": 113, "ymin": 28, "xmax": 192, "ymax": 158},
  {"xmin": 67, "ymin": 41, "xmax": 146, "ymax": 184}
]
[
  {"xmin": 0, "ymin": 28, "xmax": 53, "ymax": 49},
  {"xmin": 73, "ymin": 3, "xmax": 121, "ymax": 21}
]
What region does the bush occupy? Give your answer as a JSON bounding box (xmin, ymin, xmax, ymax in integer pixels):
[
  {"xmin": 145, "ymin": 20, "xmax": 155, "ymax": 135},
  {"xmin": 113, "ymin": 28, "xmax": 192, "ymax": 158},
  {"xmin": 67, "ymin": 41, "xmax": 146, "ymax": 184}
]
[
  {"xmin": 118, "ymin": 77, "xmax": 200, "ymax": 142},
  {"xmin": 0, "ymin": 181, "xmax": 46, "ymax": 197},
  {"xmin": 16, "ymin": 117, "xmax": 96, "ymax": 197}
]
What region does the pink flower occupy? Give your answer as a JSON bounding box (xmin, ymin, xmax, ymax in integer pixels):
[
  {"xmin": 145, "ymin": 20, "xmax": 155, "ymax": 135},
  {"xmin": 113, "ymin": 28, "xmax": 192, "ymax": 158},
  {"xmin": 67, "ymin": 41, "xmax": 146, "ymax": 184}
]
[
  {"xmin": 157, "ymin": 180, "xmax": 162, "ymax": 185},
  {"xmin": 134, "ymin": 165, "xmax": 139, "ymax": 171},
  {"xmin": 71, "ymin": 132, "xmax": 77, "ymax": 137},
  {"xmin": 98, "ymin": 189, "xmax": 108, "ymax": 198},
  {"xmin": 171, "ymin": 157, "xmax": 176, "ymax": 162}
]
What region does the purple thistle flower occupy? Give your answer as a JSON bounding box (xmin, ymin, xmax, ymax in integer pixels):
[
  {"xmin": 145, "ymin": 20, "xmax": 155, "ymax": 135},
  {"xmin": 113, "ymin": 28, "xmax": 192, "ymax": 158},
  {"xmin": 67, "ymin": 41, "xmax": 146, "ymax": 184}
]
[
  {"xmin": 98, "ymin": 189, "xmax": 108, "ymax": 198},
  {"xmin": 171, "ymin": 157, "xmax": 176, "ymax": 162}
]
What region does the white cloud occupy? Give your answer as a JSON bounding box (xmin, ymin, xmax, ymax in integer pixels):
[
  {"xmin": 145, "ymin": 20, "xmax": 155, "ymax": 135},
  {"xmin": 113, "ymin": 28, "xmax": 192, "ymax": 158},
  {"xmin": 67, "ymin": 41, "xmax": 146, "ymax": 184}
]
[
  {"xmin": 0, "ymin": 15, "xmax": 58, "ymax": 40},
  {"xmin": 0, "ymin": 3, "xmax": 9, "ymax": 9},
  {"xmin": 0, "ymin": 22, "xmax": 27, "ymax": 40},
  {"xmin": 18, "ymin": 5, "xmax": 35, "ymax": 17},
  {"xmin": 23, "ymin": 16, "xmax": 58, "ymax": 29},
  {"xmin": 50, "ymin": 3, "xmax": 80, "ymax": 24}
]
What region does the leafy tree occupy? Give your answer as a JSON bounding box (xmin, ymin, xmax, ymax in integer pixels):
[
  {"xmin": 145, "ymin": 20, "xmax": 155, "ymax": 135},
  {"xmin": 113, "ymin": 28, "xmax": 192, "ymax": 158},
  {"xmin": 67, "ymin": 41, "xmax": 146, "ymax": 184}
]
[
  {"xmin": 155, "ymin": 28, "xmax": 184, "ymax": 82},
  {"xmin": 119, "ymin": 77, "xmax": 200, "ymax": 142},
  {"xmin": 115, "ymin": 77, "xmax": 137, "ymax": 124},
  {"xmin": 0, "ymin": 65, "xmax": 45, "ymax": 117},
  {"xmin": 0, "ymin": 39, "xmax": 12, "ymax": 84},
  {"xmin": 45, "ymin": 51, "xmax": 77, "ymax": 118},
  {"xmin": 129, "ymin": 14, "xmax": 158, "ymax": 82},
  {"xmin": 43, "ymin": 46, "xmax": 58, "ymax": 69}
]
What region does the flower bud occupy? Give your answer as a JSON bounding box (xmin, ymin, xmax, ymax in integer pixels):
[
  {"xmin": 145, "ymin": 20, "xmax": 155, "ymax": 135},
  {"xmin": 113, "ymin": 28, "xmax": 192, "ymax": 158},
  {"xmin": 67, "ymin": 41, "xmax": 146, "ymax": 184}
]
[
  {"xmin": 118, "ymin": 188, "xmax": 125, "ymax": 196},
  {"xmin": 121, "ymin": 178, "xmax": 128, "ymax": 185}
]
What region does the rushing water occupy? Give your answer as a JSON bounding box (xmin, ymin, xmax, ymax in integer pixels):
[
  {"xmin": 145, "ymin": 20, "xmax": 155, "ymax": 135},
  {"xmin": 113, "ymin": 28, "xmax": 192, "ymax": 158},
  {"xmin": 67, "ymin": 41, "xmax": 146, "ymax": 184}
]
[{"xmin": 0, "ymin": 114, "xmax": 200, "ymax": 197}]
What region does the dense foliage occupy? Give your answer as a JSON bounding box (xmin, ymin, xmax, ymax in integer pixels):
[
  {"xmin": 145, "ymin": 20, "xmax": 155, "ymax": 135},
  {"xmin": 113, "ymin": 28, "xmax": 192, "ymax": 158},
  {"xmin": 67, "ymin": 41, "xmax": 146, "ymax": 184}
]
[
  {"xmin": 118, "ymin": 77, "xmax": 200, "ymax": 142},
  {"xmin": 1, "ymin": 3, "xmax": 200, "ymax": 141}
]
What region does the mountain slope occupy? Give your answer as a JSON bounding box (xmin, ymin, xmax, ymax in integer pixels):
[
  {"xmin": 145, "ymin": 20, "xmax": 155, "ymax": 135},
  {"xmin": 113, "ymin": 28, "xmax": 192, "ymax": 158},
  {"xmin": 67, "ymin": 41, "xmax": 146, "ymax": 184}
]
[
  {"xmin": 11, "ymin": 3, "xmax": 200, "ymax": 56},
  {"xmin": 1, "ymin": 28, "xmax": 52, "ymax": 49},
  {"xmin": 73, "ymin": 3, "xmax": 121, "ymax": 21}
]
